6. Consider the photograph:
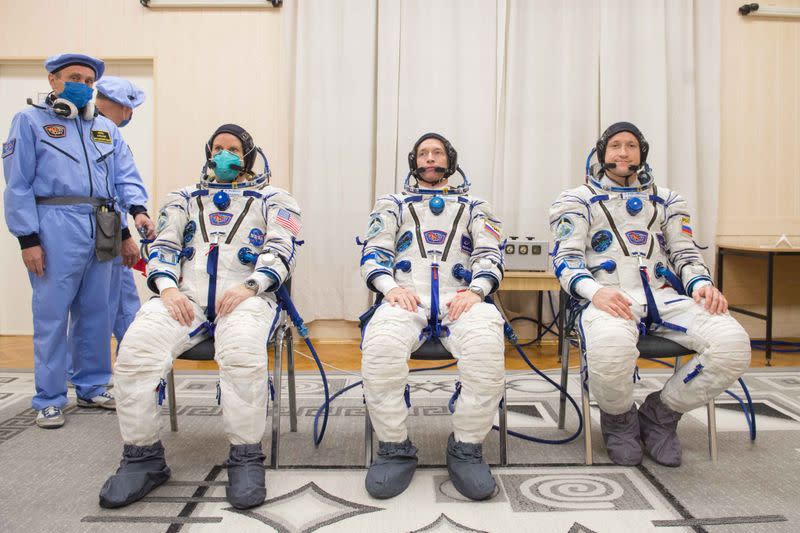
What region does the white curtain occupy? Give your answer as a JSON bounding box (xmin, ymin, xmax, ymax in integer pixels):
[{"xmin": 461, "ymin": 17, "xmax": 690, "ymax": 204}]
[{"xmin": 288, "ymin": 0, "xmax": 720, "ymax": 322}]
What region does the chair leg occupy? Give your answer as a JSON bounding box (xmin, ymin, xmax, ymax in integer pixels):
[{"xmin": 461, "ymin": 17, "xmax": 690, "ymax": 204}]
[
  {"xmin": 364, "ymin": 405, "xmax": 374, "ymax": 468},
  {"xmin": 286, "ymin": 328, "xmax": 298, "ymax": 433},
  {"xmin": 707, "ymin": 400, "xmax": 718, "ymax": 462},
  {"xmin": 558, "ymin": 335, "xmax": 570, "ymax": 429},
  {"xmin": 270, "ymin": 326, "xmax": 285, "ymax": 469},
  {"xmin": 582, "ymin": 379, "xmax": 593, "ymax": 466},
  {"xmin": 499, "ymin": 390, "xmax": 508, "ymax": 466},
  {"xmin": 168, "ymin": 369, "xmax": 178, "ymax": 432}
]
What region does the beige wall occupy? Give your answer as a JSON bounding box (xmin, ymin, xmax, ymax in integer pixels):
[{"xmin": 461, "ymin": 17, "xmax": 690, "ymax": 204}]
[{"xmin": 719, "ymin": 0, "xmax": 800, "ymax": 338}]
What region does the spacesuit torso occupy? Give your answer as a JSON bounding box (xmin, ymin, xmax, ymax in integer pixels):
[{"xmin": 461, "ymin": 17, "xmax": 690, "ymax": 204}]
[
  {"xmin": 147, "ymin": 177, "xmax": 301, "ymax": 318},
  {"xmin": 360, "ymin": 190, "xmax": 504, "ymax": 316},
  {"xmin": 549, "ymin": 174, "xmax": 712, "ymax": 305}
]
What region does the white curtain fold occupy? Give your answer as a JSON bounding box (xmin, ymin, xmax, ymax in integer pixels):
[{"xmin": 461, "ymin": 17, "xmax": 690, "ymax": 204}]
[{"xmin": 288, "ymin": 0, "xmax": 721, "ymax": 322}]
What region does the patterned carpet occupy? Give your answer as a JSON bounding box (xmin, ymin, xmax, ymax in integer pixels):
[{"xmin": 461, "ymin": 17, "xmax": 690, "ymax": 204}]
[{"xmin": 0, "ymin": 368, "xmax": 798, "ymax": 532}]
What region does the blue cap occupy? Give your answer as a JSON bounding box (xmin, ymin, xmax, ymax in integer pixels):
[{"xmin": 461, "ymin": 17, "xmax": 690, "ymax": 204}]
[
  {"xmin": 44, "ymin": 53, "xmax": 105, "ymax": 80},
  {"xmin": 95, "ymin": 76, "xmax": 145, "ymax": 109}
]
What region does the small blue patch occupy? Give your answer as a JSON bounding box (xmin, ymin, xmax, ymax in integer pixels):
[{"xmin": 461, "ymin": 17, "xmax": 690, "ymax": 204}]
[
  {"xmin": 2, "ymin": 138, "xmax": 15, "ymax": 159},
  {"xmin": 626, "ymin": 197, "xmax": 643, "ymax": 216},
  {"xmin": 209, "ymin": 212, "xmax": 234, "ymax": 226},
  {"xmin": 183, "ymin": 221, "xmax": 196, "ymax": 244},
  {"xmin": 625, "ymin": 230, "xmax": 649, "ymax": 246},
  {"xmin": 374, "ymin": 250, "xmax": 394, "ymax": 268},
  {"xmin": 423, "ymin": 230, "xmax": 447, "ymax": 245},
  {"xmin": 158, "ymin": 249, "xmax": 179, "ymax": 265},
  {"xmin": 591, "ymin": 230, "xmax": 613, "ymax": 253},
  {"xmin": 248, "ymin": 228, "xmax": 265, "ymax": 247},
  {"xmin": 656, "ymin": 233, "xmax": 666, "ymax": 250},
  {"xmin": 461, "ymin": 234, "xmax": 473, "ymax": 254},
  {"xmin": 396, "ymin": 230, "xmax": 413, "ymax": 252}
]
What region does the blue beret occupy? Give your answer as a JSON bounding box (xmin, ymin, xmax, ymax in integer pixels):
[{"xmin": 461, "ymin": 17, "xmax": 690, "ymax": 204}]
[
  {"xmin": 95, "ymin": 76, "xmax": 145, "ymax": 109},
  {"xmin": 44, "ymin": 53, "xmax": 105, "ymax": 80}
]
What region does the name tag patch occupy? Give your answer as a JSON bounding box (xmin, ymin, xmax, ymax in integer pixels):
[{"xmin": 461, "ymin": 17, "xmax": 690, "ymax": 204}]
[{"xmin": 91, "ymin": 130, "xmax": 112, "ymax": 144}]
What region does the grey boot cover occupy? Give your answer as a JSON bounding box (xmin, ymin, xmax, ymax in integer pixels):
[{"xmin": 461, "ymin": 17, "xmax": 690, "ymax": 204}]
[
  {"xmin": 446, "ymin": 433, "xmax": 496, "ymax": 501},
  {"xmin": 224, "ymin": 443, "xmax": 267, "ymax": 509},
  {"xmin": 365, "ymin": 439, "xmax": 418, "ymax": 499},
  {"xmin": 99, "ymin": 441, "xmax": 171, "ymax": 508},
  {"xmin": 600, "ymin": 404, "xmax": 643, "ymax": 466},
  {"xmin": 638, "ymin": 391, "xmax": 683, "ymax": 467}
]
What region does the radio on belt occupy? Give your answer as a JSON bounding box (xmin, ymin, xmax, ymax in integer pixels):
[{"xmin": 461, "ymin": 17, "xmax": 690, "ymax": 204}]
[{"xmin": 503, "ymin": 236, "xmax": 549, "ymax": 272}]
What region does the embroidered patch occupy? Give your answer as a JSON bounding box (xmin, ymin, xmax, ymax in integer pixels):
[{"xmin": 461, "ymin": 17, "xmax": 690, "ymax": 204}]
[
  {"xmin": 656, "ymin": 233, "xmax": 667, "ymax": 250},
  {"xmin": 276, "ymin": 208, "xmax": 301, "ymax": 236},
  {"xmin": 209, "ymin": 212, "xmax": 234, "ymax": 226},
  {"xmin": 43, "ymin": 124, "xmax": 65, "ymax": 138},
  {"xmin": 591, "ymin": 230, "xmax": 613, "ymax": 253},
  {"xmin": 374, "ymin": 250, "xmax": 394, "ymax": 268},
  {"xmin": 484, "ymin": 221, "xmax": 501, "ymax": 241},
  {"xmin": 183, "ymin": 220, "xmax": 196, "ymax": 244},
  {"xmin": 156, "ymin": 211, "xmax": 169, "ymax": 234},
  {"xmin": 1, "ymin": 138, "xmax": 15, "ymax": 159},
  {"xmin": 396, "ymin": 230, "xmax": 413, "ymax": 252},
  {"xmin": 554, "ymin": 217, "xmax": 574, "ymax": 240},
  {"xmin": 461, "ymin": 234, "xmax": 473, "ymax": 254},
  {"xmin": 681, "ymin": 216, "xmax": 693, "ymax": 237},
  {"xmin": 158, "ymin": 249, "xmax": 179, "ymax": 265},
  {"xmin": 423, "ymin": 229, "xmax": 447, "ymax": 245},
  {"xmin": 625, "ymin": 230, "xmax": 649, "ymax": 246},
  {"xmin": 248, "ymin": 228, "xmax": 265, "ymax": 247},
  {"xmin": 91, "ymin": 130, "xmax": 112, "ymax": 144},
  {"xmin": 365, "ymin": 216, "xmax": 384, "ymax": 239},
  {"xmin": 564, "ymin": 257, "xmax": 585, "ymax": 269}
]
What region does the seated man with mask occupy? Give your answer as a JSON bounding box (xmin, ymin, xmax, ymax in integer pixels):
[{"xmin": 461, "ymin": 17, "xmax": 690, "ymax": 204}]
[
  {"xmin": 360, "ymin": 133, "xmax": 505, "ymax": 501},
  {"xmin": 99, "ymin": 124, "xmax": 302, "ymax": 510},
  {"xmin": 549, "ymin": 122, "xmax": 750, "ymax": 467}
]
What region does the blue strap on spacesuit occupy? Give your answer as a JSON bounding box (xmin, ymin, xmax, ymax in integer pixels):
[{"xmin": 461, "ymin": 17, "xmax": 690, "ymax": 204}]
[
  {"xmin": 639, "ymin": 263, "xmax": 688, "ymax": 336},
  {"xmin": 205, "ymin": 244, "xmax": 220, "ymax": 321},
  {"xmin": 655, "ymin": 264, "xmax": 686, "ymax": 295}
]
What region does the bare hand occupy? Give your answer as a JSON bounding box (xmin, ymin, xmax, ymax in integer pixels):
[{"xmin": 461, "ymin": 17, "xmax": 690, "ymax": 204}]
[
  {"xmin": 22, "ymin": 246, "xmax": 45, "ymax": 277},
  {"xmin": 161, "ymin": 287, "xmax": 194, "ymax": 326},
  {"xmin": 217, "ymin": 284, "xmax": 257, "ymax": 317},
  {"xmin": 134, "ymin": 213, "xmax": 156, "ymax": 239},
  {"xmin": 447, "ymin": 290, "xmax": 481, "ymax": 321},
  {"xmin": 121, "ymin": 237, "xmax": 139, "ymax": 268},
  {"xmin": 693, "ymin": 285, "xmax": 728, "ymax": 315},
  {"xmin": 592, "ymin": 287, "xmax": 635, "ymax": 320},
  {"xmin": 385, "ymin": 287, "xmax": 422, "ymax": 313}
]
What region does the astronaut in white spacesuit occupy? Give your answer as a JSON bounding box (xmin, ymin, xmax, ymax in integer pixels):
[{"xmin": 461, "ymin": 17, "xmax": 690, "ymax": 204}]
[
  {"xmin": 549, "ymin": 122, "xmax": 750, "ymax": 467},
  {"xmin": 360, "ymin": 133, "xmax": 505, "ymax": 501},
  {"xmin": 99, "ymin": 124, "xmax": 302, "ymax": 510}
]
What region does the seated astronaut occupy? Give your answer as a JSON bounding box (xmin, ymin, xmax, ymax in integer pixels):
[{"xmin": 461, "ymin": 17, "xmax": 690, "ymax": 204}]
[
  {"xmin": 549, "ymin": 122, "xmax": 750, "ymax": 467},
  {"xmin": 360, "ymin": 133, "xmax": 506, "ymax": 501},
  {"xmin": 99, "ymin": 124, "xmax": 302, "ymax": 510}
]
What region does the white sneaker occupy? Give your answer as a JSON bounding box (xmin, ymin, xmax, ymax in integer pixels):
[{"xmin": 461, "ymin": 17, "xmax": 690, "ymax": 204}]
[
  {"xmin": 36, "ymin": 406, "xmax": 65, "ymax": 429},
  {"xmin": 77, "ymin": 391, "xmax": 116, "ymax": 410}
]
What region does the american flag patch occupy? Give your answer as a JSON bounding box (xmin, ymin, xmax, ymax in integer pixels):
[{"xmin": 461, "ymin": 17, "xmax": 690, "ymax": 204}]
[{"xmin": 276, "ymin": 208, "xmax": 301, "ymax": 236}]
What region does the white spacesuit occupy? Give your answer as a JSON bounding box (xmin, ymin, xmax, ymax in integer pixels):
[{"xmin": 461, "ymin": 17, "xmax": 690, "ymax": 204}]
[
  {"xmin": 360, "ymin": 133, "xmax": 505, "ymax": 501},
  {"xmin": 550, "ymin": 122, "xmax": 750, "ymax": 466},
  {"xmin": 101, "ymin": 124, "xmax": 301, "ymax": 510}
]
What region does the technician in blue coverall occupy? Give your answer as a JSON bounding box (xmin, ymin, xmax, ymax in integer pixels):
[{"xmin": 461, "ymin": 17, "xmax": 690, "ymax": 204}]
[{"xmin": 2, "ymin": 53, "xmax": 153, "ymax": 429}]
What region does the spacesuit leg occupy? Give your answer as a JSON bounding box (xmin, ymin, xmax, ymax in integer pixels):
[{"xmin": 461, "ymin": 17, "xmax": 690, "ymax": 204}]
[
  {"xmin": 361, "ymin": 303, "xmax": 426, "ymax": 499},
  {"xmin": 580, "ymin": 303, "xmax": 643, "ymax": 465},
  {"xmin": 214, "ymin": 295, "xmax": 276, "ymax": 509}
]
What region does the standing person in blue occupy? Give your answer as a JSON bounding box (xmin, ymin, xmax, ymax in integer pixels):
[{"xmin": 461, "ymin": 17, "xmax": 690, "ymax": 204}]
[
  {"xmin": 93, "ymin": 76, "xmax": 148, "ymax": 349},
  {"xmin": 2, "ymin": 53, "xmax": 154, "ymax": 429}
]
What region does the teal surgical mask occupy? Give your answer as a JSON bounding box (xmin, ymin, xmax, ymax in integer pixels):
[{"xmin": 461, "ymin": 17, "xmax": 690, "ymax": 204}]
[{"xmin": 212, "ymin": 150, "xmax": 242, "ymax": 182}]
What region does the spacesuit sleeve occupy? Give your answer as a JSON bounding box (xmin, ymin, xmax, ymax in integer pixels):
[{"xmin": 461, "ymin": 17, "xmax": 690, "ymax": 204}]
[
  {"xmin": 112, "ymin": 132, "xmax": 149, "ymax": 212},
  {"xmin": 467, "ymin": 199, "xmax": 504, "ymax": 295},
  {"xmin": 661, "ymin": 191, "xmax": 712, "ymax": 296},
  {"xmin": 247, "ymin": 189, "xmax": 302, "ymax": 292},
  {"xmin": 549, "ymin": 188, "xmax": 600, "ymax": 300},
  {"xmin": 360, "ymin": 195, "xmax": 400, "ymax": 294},
  {"xmin": 146, "ymin": 189, "xmax": 190, "ymax": 294},
  {"xmin": 2, "ymin": 112, "xmax": 41, "ymax": 248}
]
